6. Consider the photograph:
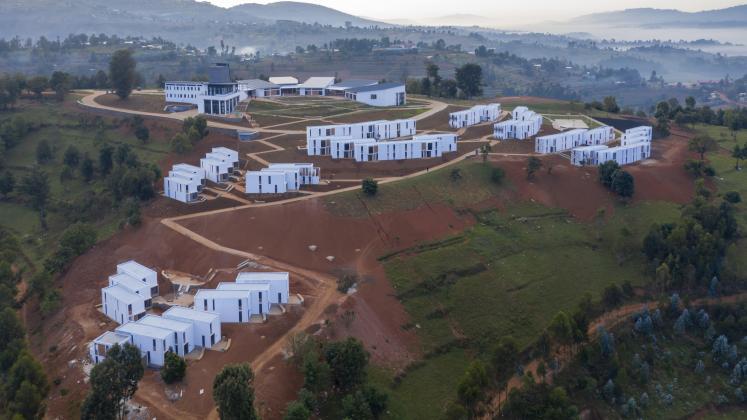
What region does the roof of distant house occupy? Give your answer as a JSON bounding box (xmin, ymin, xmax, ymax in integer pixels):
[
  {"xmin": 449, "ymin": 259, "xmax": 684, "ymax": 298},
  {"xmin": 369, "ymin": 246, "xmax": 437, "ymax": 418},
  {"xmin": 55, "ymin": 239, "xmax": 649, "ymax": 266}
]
[
  {"xmin": 298, "ymin": 77, "xmax": 336, "ymax": 89},
  {"xmin": 238, "ymin": 79, "xmax": 279, "ymax": 90},
  {"xmin": 329, "ymin": 79, "xmax": 378, "ymax": 90},
  {"xmin": 269, "ymin": 76, "xmax": 298, "ymax": 85},
  {"xmin": 346, "ymin": 82, "xmax": 404, "ymax": 93}
]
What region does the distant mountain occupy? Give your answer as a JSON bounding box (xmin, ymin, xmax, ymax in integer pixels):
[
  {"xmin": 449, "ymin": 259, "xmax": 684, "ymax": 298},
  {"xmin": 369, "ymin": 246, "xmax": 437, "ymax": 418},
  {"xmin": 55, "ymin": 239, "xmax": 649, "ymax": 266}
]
[
  {"xmin": 0, "ymin": 0, "xmax": 387, "ymax": 43},
  {"xmin": 570, "ymin": 5, "xmax": 747, "ymax": 28},
  {"xmin": 229, "ymin": 2, "xmax": 385, "ymax": 27}
]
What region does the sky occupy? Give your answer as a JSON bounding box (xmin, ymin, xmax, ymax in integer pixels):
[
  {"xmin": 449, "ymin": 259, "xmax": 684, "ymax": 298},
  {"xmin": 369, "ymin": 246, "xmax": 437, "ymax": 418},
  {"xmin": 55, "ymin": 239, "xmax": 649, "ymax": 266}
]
[{"xmin": 204, "ymin": 0, "xmax": 746, "ymax": 23}]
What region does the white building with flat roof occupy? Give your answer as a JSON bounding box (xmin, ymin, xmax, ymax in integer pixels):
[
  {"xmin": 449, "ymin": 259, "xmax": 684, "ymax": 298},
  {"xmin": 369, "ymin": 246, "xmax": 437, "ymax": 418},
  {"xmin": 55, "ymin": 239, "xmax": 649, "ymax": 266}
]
[
  {"xmin": 194, "ymin": 289, "xmax": 253, "ymax": 323},
  {"xmin": 344, "ymin": 82, "xmax": 407, "ymax": 107},
  {"xmin": 138, "ymin": 315, "xmax": 194, "ymax": 357},
  {"xmin": 585, "ymin": 126, "xmax": 616, "ymax": 145},
  {"xmin": 621, "ymin": 126, "xmax": 653, "ymax": 146},
  {"xmin": 236, "ymin": 272, "xmax": 289, "ymax": 305},
  {"xmin": 89, "ymin": 331, "xmax": 132, "ymax": 364},
  {"xmin": 571, "ymin": 145, "xmax": 609, "ymax": 166},
  {"xmin": 449, "ymin": 104, "xmax": 501, "ymax": 128},
  {"xmin": 353, "ymin": 134, "xmax": 457, "ymax": 162},
  {"xmin": 115, "ymin": 322, "xmax": 176, "ymax": 367},
  {"xmin": 267, "ymin": 163, "xmax": 320, "ymax": 184},
  {"xmin": 245, "ymin": 170, "xmax": 290, "ymax": 194},
  {"xmin": 117, "ymin": 260, "xmax": 158, "ymax": 291},
  {"xmin": 164, "ymin": 63, "xmax": 241, "ymax": 116},
  {"xmin": 595, "ymin": 143, "xmax": 651, "ymax": 166},
  {"xmin": 164, "ymin": 171, "xmax": 203, "ymax": 203},
  {"xmin": 163, "ymin": 306, "xmax": 221, "ymax": 349},
  {"xmin": 535, "ymin": 129, "xmax": 588, "ymax": 154},
  {"xmin": 200, "ymin": 147, "xmax": 238, "ymax": 183},
  {"xmin": 101, "ymin": 284, "xmax": 146, "ymax": 325}
]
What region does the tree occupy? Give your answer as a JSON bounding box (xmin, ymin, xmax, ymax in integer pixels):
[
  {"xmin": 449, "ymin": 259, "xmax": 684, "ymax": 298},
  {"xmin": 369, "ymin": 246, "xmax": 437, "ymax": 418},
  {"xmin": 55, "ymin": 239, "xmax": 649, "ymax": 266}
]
[
  {"xmin": 685, "ymin": 96, "xmax": 696, "ymax": 110},
  {"xmin": 27, "ymin": 76, "xmax": 48, "ymax": 98},
  {"xmin": 602, "ymin": 284, "xmax": 624, "ymax": 308},
  {"xmin": 602, "ymin": 96, "xmax": 620, "ymax": 113},
  {"xmin": 134, "ymin": 125, "xmax": 150, "ymax": 144},
  {"xmin": 213, "ymin": 363, "xmax": 258, "ymax": 420},
  {"xmin": 109, "ymin": 49, "xmax": 137, "ymax": 99},
  {"xmin": 81, "ymin": 343, "xmax": 143, "ymax": 420},
  {"xmin": 99, "ymin": 144, "xmax": 114, "ymax": 176},
  {"xmin": 170, "ymin": 133, "xmax": 192, "ymax": 154},
  {"xmin": 95, "ymin": 70, "xmax": 109, "ymax": 89},
  {"xmin": 480, "ymin": 144, "xmax": 491, "ymax": 163},
  {"xmin": 0, "ymin": 171, "xmax": 15, "ymax": 198},
  {"xmin": 6, "ymin": 351, "xmax": 49, "ymax": 419},
  {"xmin": 80, "ymin": 154, "xmax": 95, "ymax": 182},
  {"xmin": 49, "ymin": 71, "xmax": 71, "ymax": 101},
  {"xmin": 457, "ymin": 361, "xmax": 489, "ymax": 413},
  {"xmin": 361, "ymin": 178, "xmax": 378, "ymax": 196},
  {"xmin": 733, "ymin": 144, "xmax": 743, "ymax": 170},
  {"xmin": 689, "ymin": 135, "xmax": 717, "ymax": 161},
  {"xmin": 284, "ymin": 400, "xmax": 311, "ymax": 420},
  {"xmin": 35, "ymin": 139, "xmax": 54, "ymax": 164},
  {"xmin": 598, "ymin": 160, "xmax": 620, "ymax": 187},
  {"xmin": 491, "ymin": 336, "xmax": 518, "ymax": 412},
  {"xmin": 323, "ymin": 337, "xmax": 369, "ymax": 391},
  {"xmin": 611, "ymin": 170, "xmax": 635, "ymax": 198},
  {"xmin": 526, "ymin": 156, "xmax": 542, "ymax": 180},
  {"xmin": 455, "ymin": 63, "xmax": 483, "ymax": 98},
  {"xmin": 19, "ymin": 168, "xmax": 50, "ymax": 229},
  {"xmin": 161, "ymin": 351, "xmax": 187, "ymax": 384},
  {"xmin": 63, "ymin": 145, "xmax": 80, "ymax": 167},
  {"xmin": 439, "ymin": 79, "xmax": 458, "ymax": 98}
]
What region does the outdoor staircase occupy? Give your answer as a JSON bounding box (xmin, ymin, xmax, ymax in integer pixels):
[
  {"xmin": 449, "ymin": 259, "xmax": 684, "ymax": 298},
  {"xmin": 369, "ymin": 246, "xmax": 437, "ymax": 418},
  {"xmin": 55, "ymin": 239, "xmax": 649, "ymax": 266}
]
[{"xmin": 558, "ymin": 151, "xmax": 571, "ymax": 161}]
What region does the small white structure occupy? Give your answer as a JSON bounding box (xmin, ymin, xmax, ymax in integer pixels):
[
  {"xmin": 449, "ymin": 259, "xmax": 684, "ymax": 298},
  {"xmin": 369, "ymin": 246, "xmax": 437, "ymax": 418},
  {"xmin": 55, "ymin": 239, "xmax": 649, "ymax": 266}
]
[
  {"xmin": 216, "ymin": 282, "xmax": 271, "ymax": 315},
  {"xmin": 89, "ymin": 331, "xmax": 132, "ymax": 364},
  {"xmin": 344, "ymin": 82, "xmax": 407, "ymax": 107},
  {"xmin": 200, "ymin": 147, "xmax": 239, "ymax": 183},
  {"xmin": 571, "ymin": 145, "xmax": 609, "ymax": 166},
  {"xmin": 494, "ymin": 107, "xmax": 543, "ymax": 140},
  {"xmin": 236, "ymin": 272, "xmax": 289, "ymax": 305},
  {"xmin": 163, "ymin": 306, "xmax": 221, "ymax": 349},
  {"xmin": 297, "ymin": 77, "xmax": 336, "ymax": 96},
  {"xmin": 101, "ymin": 284, "xmax": 146, "ymax": 325},
  {"xmin": 165, "ymin": 63, "xmax": 241, "ymax": 116},
  {"xmin": 571, "ymin": 126, "xmax": 652, "ymax": 167},
  {"xmin": 114, "ymin": 322, "xmax": 176, "ymax": 367},
  {"xmin": 267, "ymin": 163, "xmax": 320, "ymax": 184},
  {"xmin": 138, "ymin": 315, "xmax": 194, "ymax": 357},
  {"xmin": 268, "ymin": 76, "xmax": 299, "ymax": 86},
  {"xmin": 116, "ymin": 261, "xmax": 159, "ymax": 296},
  {"xmin": 164, "ymin": 164, "xmax": 206, "ymax": 203},
  {"xmin": 108, "ymin": 274, "xmax": 154, "ymax": 309},
  {"xmin": 449, "ymin": 103, "xmax": 501, "ymax": 128},
  {"xmin": 238, "ymin": 79, "xmax": 281, "ymax": 99},
  {"xmin": 245, "ymin": 163, "xmax": 320, "ymax": 194}
]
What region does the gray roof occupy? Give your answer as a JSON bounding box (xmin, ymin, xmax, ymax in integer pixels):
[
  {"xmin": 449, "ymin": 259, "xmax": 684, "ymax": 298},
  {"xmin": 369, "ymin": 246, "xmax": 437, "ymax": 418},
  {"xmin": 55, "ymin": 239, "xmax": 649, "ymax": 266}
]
[
  {"xmin": 346, "ymin": 82, "xmax": 404, "ymax": 94},
  {"xmin": 208, "ymin": 63, "xmax": 232, "ymax": 84},
  {"xmin": 330, "ymin": 79, "xmax": 378, "ymax": 90},
  {"xmin": 238, "ymin": 79, "xmax": 279, "ymax": 90}
]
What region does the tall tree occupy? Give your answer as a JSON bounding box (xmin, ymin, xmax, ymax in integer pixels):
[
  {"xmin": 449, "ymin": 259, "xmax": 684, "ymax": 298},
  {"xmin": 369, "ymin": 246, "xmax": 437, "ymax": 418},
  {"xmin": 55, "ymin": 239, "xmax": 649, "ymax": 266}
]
[
  {"xmin": 323, "ymin": 337, "xmax": 369, "ymax": 391},
  {"xmin": 49, "ymin": 71, "xmax": 71, "ymax": 101},
  {"xmin": 81, "ymin": 343, "xmax": 144, "ymax": 420},
  {"xmin": 213, "ymin": 363, "xmax": 258, "ymax": 420},
  {"xmin": 688, "ymin": 135, "xmax": 717, "ymax": 161},
  {"xmin": 455, "ymin": 63, "xmax": 483, "ymax": 98},
  {"xmin": 526, "ymin": 156, "xmax": 542, "ymax": 180},
  {"xmin": 19, "ymin": 168, "xmax": 50, "ymax": 229},
  {"xmin": 109, "ymin": 49, "xmax": 137, "ymax": 99}
]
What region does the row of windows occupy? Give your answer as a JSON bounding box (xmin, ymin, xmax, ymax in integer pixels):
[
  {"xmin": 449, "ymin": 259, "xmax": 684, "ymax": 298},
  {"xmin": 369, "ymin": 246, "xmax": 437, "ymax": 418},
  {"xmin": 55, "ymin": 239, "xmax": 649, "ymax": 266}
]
[
  {"xmin": 168, "ymin": 93, "xmax": 197, "ymax": 99},
  {"xmin": 168, "ymin": 85, "xmax": 202, "ymax": 91}
]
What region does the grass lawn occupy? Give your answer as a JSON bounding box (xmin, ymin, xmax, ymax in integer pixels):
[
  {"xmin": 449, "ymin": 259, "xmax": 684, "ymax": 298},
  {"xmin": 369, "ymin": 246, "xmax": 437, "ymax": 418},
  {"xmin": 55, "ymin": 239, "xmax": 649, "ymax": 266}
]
[{"xmin": 323, "ymin": 160, "xmax": 504, "ymax": 217}]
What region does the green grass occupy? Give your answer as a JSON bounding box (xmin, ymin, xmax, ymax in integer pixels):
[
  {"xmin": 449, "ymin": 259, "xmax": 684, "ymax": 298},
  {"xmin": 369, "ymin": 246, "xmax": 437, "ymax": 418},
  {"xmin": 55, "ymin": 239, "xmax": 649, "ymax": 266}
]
[
  {"xmin": 370, "ymin": 350, "xmax": 470, "ymax": 420},
  {"xmin": 324, "ymin": 161, "xmax": 504, "ymax": 217}
]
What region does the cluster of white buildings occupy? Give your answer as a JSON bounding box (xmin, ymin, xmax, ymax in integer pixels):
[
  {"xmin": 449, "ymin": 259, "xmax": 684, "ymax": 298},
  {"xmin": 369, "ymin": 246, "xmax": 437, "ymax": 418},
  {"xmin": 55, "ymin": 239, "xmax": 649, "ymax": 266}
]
[
  {"xmin": 200, "ymin": 147, "xmax": 239, "ymax": 183},
  {"xmin": 92, "ymin": 262, "xmax": 292, "ymax": 368},
  {"xmin": 166, "ymin": 67, "xmax": 407, "ymax": 114},
  {"xmin": 570, "ymin": 126, "xmax": 652, "ymax": 166},
  {"xmin": 534, "ymin": 126, "xmax": 616, "ymax": 154},
  {"xmin": 494, "ymin": 106, "xmax": 544, "ymax": 140},
  {"xmin": 245, "ymin": 163, "xmax": 321, "ymax": 195},
  {"xmin": 163, "ymin": 163, "xmax": 205, "ymax": 203},
  {"xmin": 306, "ymin": 119, "xmax": 458, "ymax": 162},
  {"xmin": 448, "ymin": 103, "xmax": 501, "ymax": 128}
]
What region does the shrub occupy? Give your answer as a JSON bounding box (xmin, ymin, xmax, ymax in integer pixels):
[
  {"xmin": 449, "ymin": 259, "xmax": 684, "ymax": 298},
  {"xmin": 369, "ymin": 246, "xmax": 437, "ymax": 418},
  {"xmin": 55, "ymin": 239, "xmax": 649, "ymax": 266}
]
[
  {"xmin": 724, "ymin": 191, "xmax": 741, "ymax": 203},
  {"xmin": 361, "ymin": 178, "xmax": 378, "ymax": 196},
  {"xmin": 490, "ymin": 167, "xmax": 505, "ymax": 184},
  {"xmin": 161, "ymin": 351, "xmax": 186, "ymax": 384}
]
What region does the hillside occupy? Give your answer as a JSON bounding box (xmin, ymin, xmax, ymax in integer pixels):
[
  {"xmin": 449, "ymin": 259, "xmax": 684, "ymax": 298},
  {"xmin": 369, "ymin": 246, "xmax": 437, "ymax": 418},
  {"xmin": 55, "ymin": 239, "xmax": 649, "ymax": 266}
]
[
  {"xmin": 229, "ymin": 1, "xmax": 385, "ymax": 27},
  {"xmin": 571, "ymin": 5, "xmax": 747, "ymax": 28}
]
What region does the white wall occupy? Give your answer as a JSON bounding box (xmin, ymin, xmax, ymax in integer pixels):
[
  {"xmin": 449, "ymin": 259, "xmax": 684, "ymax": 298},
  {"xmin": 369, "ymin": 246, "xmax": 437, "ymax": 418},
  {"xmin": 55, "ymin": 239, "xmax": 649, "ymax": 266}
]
[
  {"xmin": 245, "ymin": 171, "xmax": 290, "ymax": 194},
  {"xmin": 102, "ymin": 286, "xmax": 145, "ymax": 325},
  {"xmin": 163, "ymin": 308, "xmax": 221, "ymax": 349},
  {"xmin": 350, "ymin": 86, "xmax": 406, "ymax": 107},
  {"xmin": 195, "ymin": 291, "xmax": 251, "ymax": 323}
]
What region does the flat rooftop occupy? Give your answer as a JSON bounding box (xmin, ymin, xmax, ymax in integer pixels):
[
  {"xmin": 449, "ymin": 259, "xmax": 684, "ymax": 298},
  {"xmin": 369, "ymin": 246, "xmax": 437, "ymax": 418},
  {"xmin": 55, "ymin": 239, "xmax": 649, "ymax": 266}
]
[
  {"xmin": 163, "ymin": 306, "xmax": 219, "ymax": 323},
  {"xmin": 236, "ymin": 272, "xmax": 289, "ymax": 282},
  {"xmin": 102, "ymin": 284, "xmax": 142, "ymax": 304},
  {"xmin": 138, "ymin": 314, "xmax": 192, "ymax": 332},
  {"xmin": 109, "ymin": 273, "xmax": 148, "ymax": 292},
  {"xmin": 117, "ymin": 260, "xmax": 155, "ymax": 282},
  {"xmin": 216, "ymin": 282, "xmax": 271, "ymax": 291},
  {"xmin": 116, "ymin": 322, "xmax": 173, "ymax": 339},
  {"xmin": 93, "ymin": 331, "xmax": 131, "ymax": 345}
]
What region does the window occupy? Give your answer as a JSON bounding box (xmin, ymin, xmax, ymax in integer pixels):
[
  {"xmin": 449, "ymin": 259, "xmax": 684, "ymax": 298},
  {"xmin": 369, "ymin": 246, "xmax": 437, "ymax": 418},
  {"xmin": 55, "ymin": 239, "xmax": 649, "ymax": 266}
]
[
  {"xmin": 203, "ymin": 299, "xmax": 208, "ymax": 311},
  {"xmin": 152, "ymin": 339, "xmax": 156, "ymax": 350},
  {"xmin": 370, "ymin": 94, "xmax": 377, "ymax": 100}
]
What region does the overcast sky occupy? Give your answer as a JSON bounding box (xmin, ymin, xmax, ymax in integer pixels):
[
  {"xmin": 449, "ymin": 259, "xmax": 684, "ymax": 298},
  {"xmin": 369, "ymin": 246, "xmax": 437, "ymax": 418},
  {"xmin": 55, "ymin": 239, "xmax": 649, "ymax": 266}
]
[{"xmin": 204, "ymin": 0, "xmax": 745, "ymax": 23}]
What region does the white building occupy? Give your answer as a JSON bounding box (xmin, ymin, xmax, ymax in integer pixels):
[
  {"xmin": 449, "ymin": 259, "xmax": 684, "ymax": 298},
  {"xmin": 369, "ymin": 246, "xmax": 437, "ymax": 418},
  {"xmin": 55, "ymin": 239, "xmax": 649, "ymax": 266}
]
[
  {"xmin": 449, "ymin": 103, "xmax": 501, "ymax": 128},
  {"xmin": 245, "ymin": 170, "xmax": 290, "ymax": 194},
  {"xmin": 535, "ymin": 129, "xmax": 588, "ymax": 153},
  {"xmin": 163, "ymin": 306, "xmax": 221, "ymax": 349},
  {"xmin": 108, "ymin": 274, "xmax": 154, "ymax": 309},
  {"xmin": 116, "ymin": 260, "xmax": 158, "ymax": 296},
  {"xmin": 216, "ymin": 282, "xmax": 272, "ymax": 316},
  {"xmin": 297, "ymin": 77, "xmax": 336, "ymax": 96},
  {"xmin": 585, "ymin": 126, "xmax": 616, "ymax": 145},
  {"xmin": 344, "ymin": 82, "xmax": 407, "ymax": 107},
  {"xmin": 595, "ymin": 143, "xmax": 652, "ymax": 166},
  {"xmin": 101, "ymin": 284, "xmax": 146, "ymax": 325},
  {"xmin": 164, "ymin": 63, "xmax": 241, "ymax": 116},
  {"xmin": 115, "ymin": 322, "xmax": 176, "ymax": 367},
  {"xmin": 89, "ymin": 331, "xmax": 132, "ymax": 364},
  {"xmin": 267, "ymin": 163, "xmax": 320, "ymax": 184},
  {"xmin": 327, "ymin": 80, "xmax": 378, "ymax": 96},
  {"xmin": 138, "ymin": 315, "xmax": 194, "ymax": 357},
  {"xmin": 164, "ymin": 171, "xmax": 203, "ymax": 203},
  {"xmin": 238, "ymin": 79, "xmax": 281, "ymax": 99},
  {"xmin": 194, "ymin": 289, "xmax": 254, "ymax": 323},
  {"xmin": 307, "ymin": 119, "xmax": 417, "ymax": 156},
  {"xmin": 571, "ymin": 145, "xmax": 609, "ymax": 166},
  {"xmin": 352, "ymin": 134, "xmax": 458, "ymax": 162},
  {"xmin": 621, "ymin": 126, "xmax": 653, "ymax": 146},
  {"xmin": 494, "ymin": 107, "xmax": 543, "ymax": 140},
  {"xmin": 268, "ymin": 76, "xmax": 299, "ymax": 86},
  {"xmin": 200, "ymin": 147, "xmax": 239, "ymax": 183},
  {"xmin": 236, "ymin": 272, "xmax": 289, "ymax": 305}
]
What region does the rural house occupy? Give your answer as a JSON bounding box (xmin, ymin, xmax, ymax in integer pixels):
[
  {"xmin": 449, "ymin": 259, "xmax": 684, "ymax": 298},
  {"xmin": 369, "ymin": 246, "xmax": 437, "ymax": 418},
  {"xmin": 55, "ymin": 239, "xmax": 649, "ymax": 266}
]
[
  {"xmin": 163, "ymin": 306, "xmax": 221, "ymax": 349},
  {"xmin": 449, "ymin": 103, "xmax": 501, "ymax": 128}
]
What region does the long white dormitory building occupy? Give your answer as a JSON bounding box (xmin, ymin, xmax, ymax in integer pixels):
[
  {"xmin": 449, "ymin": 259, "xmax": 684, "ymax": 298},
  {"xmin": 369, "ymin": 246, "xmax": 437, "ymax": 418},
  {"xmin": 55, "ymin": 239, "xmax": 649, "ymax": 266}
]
[
  {"xmin": 534, "ymin": 126, "xmax": 616, "ymax": 153},
  {"xmin": 245, "ymin": 163, "xmax": 321, "ymax": 194},
  {"xmin": 449, "ymin": 103, "xmax": 501, "ymax": 128},
  {"xmin": 306, "ymin": 119, "xmax": 458, "ymax": 162},
  {"xmin": 567, "ymin": 126, "xmax": 653, "ymax": 166},
  {"xmin": 194, "ymin": 272, "xmax": 290, "ymax": 323},
  {"xmin": 494, "ymin": 106, "xmax": 544, "ymax": 140},
  {"xmin": 92, "ymin": 269, "xmax": 290, "ymax": 367}
]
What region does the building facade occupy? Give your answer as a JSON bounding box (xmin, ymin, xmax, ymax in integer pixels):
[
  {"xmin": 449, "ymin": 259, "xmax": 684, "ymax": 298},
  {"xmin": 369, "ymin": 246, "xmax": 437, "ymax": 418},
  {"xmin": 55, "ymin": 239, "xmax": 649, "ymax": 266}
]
[
  {"xmin": 449, "ymin": 103, "xmax": 501, "ymax": 128},
  {"xmin": 164, "ymin": 63, "xmax": 241, "ymax": 116}
]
